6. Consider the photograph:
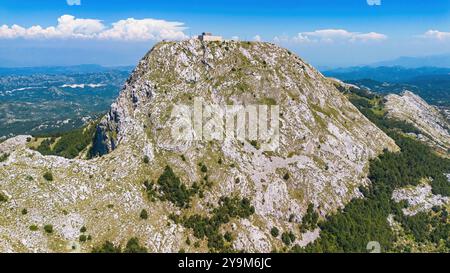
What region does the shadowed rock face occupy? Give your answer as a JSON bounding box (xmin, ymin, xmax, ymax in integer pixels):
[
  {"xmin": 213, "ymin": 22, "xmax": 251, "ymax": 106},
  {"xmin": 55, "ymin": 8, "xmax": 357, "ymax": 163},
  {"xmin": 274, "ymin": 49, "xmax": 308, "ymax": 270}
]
[{"xmin": 0, "ymin": 40, "xmax": 397, "ymax": 253}]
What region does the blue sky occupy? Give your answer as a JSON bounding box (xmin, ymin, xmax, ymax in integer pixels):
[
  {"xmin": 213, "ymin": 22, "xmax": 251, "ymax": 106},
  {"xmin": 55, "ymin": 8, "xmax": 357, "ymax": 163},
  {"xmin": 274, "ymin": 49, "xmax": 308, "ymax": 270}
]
[{"xmin": 0, "ymin": 0, "xmax": 449, "ymax": 67}]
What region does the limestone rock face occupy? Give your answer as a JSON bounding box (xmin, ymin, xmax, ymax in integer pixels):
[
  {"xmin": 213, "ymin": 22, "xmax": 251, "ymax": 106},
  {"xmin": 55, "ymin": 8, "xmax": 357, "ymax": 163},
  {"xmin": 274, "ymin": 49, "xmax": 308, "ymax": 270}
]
[
  {"xmin": 0, "ymin": 39, "xmax": 397, "ymax": 253},
  {"xmin": 392, "ymin": 180, "xmax": 449, "ymax": 216},
  {"xmin": 385, "ymin": 91, "xmax": 450, "ymax": 152}
]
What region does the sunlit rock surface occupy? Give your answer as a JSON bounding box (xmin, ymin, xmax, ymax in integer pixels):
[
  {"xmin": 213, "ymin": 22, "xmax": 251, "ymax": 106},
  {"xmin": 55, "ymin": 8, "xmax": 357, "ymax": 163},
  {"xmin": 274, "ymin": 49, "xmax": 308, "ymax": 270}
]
[{"xmin": 0, "ymin": 39, "xmax": 397, "ymax": 252}]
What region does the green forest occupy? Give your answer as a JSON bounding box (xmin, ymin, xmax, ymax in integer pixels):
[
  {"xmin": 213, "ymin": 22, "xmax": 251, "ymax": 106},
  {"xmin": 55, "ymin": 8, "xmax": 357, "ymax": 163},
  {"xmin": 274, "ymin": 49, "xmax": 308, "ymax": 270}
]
[
  {"xmin": 170, "ymin": 196, "xmax": 255, "ymax": 252},
  {"xmin": 293, "ymin": 88, "xmax": 450, "ymax": 253},
  {"xmin": 32, "ymin": 121, "xmax": 98, "ymax": 159}
]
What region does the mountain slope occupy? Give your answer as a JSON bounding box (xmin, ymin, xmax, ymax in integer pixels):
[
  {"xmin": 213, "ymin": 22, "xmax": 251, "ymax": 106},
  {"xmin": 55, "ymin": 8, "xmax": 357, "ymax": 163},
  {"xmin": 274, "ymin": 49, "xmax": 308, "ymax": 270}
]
[
  {"xmin": 384, "ymin": 91, "xmax": 450, "ymax": 153},
  {"xmin": 0, "ymin": 39, "xmax": 397, "ymax": 253}
]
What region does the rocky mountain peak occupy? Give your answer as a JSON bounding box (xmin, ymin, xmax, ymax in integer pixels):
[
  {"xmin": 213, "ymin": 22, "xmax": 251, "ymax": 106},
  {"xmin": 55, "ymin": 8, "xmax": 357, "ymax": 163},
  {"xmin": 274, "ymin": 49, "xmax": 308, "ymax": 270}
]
[
  {"xmin": 0, "ymin": 39, "xmax": 398, "ymax": 252},
  {"xmin": 94, "ymin": 39, "xmax": 396, "ymax": 155}
]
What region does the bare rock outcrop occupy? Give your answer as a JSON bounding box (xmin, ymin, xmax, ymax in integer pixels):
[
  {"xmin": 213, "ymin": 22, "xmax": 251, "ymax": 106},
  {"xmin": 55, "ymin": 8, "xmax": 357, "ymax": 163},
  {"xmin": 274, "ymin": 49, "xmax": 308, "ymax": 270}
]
[{"xmin": 385, "ymin": 91, "xmax": 450, "ymax": 152}]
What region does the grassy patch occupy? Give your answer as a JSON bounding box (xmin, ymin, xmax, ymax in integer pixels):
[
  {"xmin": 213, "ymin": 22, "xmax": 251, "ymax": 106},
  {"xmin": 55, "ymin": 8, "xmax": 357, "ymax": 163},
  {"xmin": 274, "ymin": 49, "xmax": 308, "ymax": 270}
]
[
  {"xmin": 29, "ymin": 225, "xmax": 38, "ymax": 231},
  {"xmin": 0, "ymin": 192, "xmax": 7, "ymax": 202},
  {"xmin": 0, "ymin": 153, "xmax": 9, "ymax": 163},
  {"xmin": 144, "ymin": 166, "xmax": 193, "ymax": 208},
  {"xmin": 33, "ymin": 121, "xmax": 98, "ymax": 159},
  {"xmin": 44, "ymin": 225, "xmax": 53, "ymax": 234},
  {"xmin": 92, "ymin": 237, "xmax": 148, "ymax": 253},
  {"xmin": 259, "ymin": 97, "xmax": 277, "ymax": 106},
  {"xmin": 43, "ymin": 171, "xmax": 53, "ymax": 182},
  {"xmin": 171, "ymin": 196, "xmax": 255, "ymax": 252}
]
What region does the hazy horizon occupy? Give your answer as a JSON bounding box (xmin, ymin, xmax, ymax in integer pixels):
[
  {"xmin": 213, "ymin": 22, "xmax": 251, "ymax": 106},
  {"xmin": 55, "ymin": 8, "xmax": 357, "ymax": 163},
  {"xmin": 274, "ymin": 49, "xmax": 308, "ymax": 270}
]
[
  {"xmin": 1, "ymin": 51, "xmax": 450, "ymax": 70},
  {"xmin": 0, "ymin": 0, "xmax": 449, "ymax": 68}
]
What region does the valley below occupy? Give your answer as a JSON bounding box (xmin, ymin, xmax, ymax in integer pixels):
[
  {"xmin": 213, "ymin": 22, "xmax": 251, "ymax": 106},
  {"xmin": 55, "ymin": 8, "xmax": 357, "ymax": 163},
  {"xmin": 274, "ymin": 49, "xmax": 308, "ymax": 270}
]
[{"xmin": 0, "ymin": 67, "xmax": 132, "ymax": 139}]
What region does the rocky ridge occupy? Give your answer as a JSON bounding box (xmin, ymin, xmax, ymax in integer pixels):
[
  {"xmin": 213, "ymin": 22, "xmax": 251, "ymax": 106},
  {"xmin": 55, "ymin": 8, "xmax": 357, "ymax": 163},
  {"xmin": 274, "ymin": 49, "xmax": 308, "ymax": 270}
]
[
  {"xmin": 0, "ymin": 39, "xmax": 397, "ymax": 252},
  {"xmin": 384, "ymin": 91, "xmax": 450, "ymax": 153},
  {"xmin": 392, "ymin": 180, "xmax": 449, "ymax": 216}
]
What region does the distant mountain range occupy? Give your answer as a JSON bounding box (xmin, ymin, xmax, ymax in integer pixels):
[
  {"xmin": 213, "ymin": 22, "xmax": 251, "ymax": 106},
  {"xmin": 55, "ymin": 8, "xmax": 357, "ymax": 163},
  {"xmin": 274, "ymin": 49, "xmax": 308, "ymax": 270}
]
[
  {"xmin": 322, "ymin": 66, "xmax": 450, "ymax": 82},
  {"xmin": 371, "ymin": 54, "xmax": 450, "ymax": 68},
  {"xmin": 322, "ymin": 66, "xmax": 450, "ymax": 107},
  {"xmin": 0, "ymin": 64, "xmax": 134, "ymax": 76}
]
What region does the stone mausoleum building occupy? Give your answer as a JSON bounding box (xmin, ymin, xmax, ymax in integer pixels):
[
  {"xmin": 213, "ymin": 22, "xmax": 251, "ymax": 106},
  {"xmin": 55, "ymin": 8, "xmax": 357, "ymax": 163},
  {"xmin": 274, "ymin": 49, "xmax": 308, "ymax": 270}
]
[{"xmin": 198, "ymin": 32, "xmax": 223, "ymax": 42}]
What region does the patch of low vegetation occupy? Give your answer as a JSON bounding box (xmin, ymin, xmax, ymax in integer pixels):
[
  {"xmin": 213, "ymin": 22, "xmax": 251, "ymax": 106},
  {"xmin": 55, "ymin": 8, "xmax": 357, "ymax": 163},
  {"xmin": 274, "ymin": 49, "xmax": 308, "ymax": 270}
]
[
  {"xmin": 249, "ymin": 140, "xmax": 260, "ymax": 150},
  {"xmin": 300, "ymin": 203, "xmax": 319, "ymax": 231},
  {"xmin": 0, "ymin": 192, "xmax": 7, "ymax": 202},
  {"xmin": 43, "ymin": 171, "xmax": 53, "ymax": 181},
  {"xmin": 170, "ymin": 196, "xmax": 255, "ymax": 252},
  {"xmin": 143, "ymin": 180, "xmax": 158, "ymax": 202},
  {"xmin": 92, "ymin": 241, "xmax": 122, "ymax": 253},
  {"xmin": 348, "ymin": 93, "xmax": 420, "ymax": 135},
  {"xmin": 29, "ymin": 225, "xmax": 38, "ymax": 231},
  {"xmin": 155, "ymin": 166, "xmax": 192, "ymax": 208},
  {"xmin": 143, "ymin": 155, "xmax": 150, "ymax": 164},
  {"xmin": 79, "ymin": 235, "xmax": 87, "ymax": 243},
  {"xmin": 224, "ymin": 232, "xmax": 233, "ymax": 242},
  {"xmin": 43, "ymin": 224, "xmax": 53, "ymax": 234},
  {"xmin": 123, "ymin": 237, "xmax": 148, "ymax": 253},
  {"xmin": 33, "ymin": 121, "xmax": 98, "ymax": 159},
  {"xmin": 144, "ymin": 165, "xmax": 214, "ymax": 208},
  {"xmin": 0, "ymin": 153, "xmax": 9, "ymax": 163},
  {"xmin": 259, "ymin": 97, "xmax": 277, "ymax": 106},
  {"xmin": 430, "ymin": 175, "xmax": 450, "ymax": 197},
  {"xmin": 270, "ymin": 227, "xmax": 279, "ymax": 238},
  {"xmin": 334, "ymin": 83, "xmax": 377, "ymax": 100},
  {"xmin": 281, "ymin": 231, "xmax": 296, "ymax": 246},
  {"xmin": 92, "ymin": 237, "xmax": 148, "ymax": 253},
  {"xmin": 395, "ymin": 207, "xmax": 449, "ymax": 248},
  {"xmin": 140, "ymin": 209, "xmax": 148, "ymax": 220},
  {"xmin": 199, "ymin": 163, "xmax": 208, "ymax": 173}
]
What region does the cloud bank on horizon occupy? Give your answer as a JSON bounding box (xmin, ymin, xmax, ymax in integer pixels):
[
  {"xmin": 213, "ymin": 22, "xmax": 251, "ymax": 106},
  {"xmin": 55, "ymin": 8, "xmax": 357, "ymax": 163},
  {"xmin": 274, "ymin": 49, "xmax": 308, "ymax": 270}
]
[
  {"xmin": 0, "ymin": 14, "xmax": 447, "ymax": 44},
  {"xmin": 275, "ymin": 29, "xmax": 387, "ymax": 44},
  {"xmin": 0, "ymin": 0, "xmax": 448, "ymax": 67},
  {"xmin": 0, "ymin": 15, "xmax": 188, "ymax": 41},
  {"xmin": 422, "ymin": 30, "xmax": 450, "ymax": 40}
]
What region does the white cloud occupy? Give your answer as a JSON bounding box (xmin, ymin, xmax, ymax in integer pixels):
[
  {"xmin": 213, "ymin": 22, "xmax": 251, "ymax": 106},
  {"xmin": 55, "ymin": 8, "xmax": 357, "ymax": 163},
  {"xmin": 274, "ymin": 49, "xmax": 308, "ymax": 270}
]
[
  {"xmin": 422, "ymin": 30, "xmax": 450, "ymax": 40},
  {"xmin": 273, "ymin": 34, "xmax": 290, "ymax": 43},
  {"xmin": 0, "ymin": 15, "xmax": 187, "ymax": 41},
  {"xmin": 231, "ymin": 36, "xmax": 240, "ymax": 41},
  {"xmin": 67, "ymin": 0, "xmax": 81, "ymax": 5},
  {"xmin": 291, "ymin": 33, "xmax": 311, "ymax": 43},
  {"xmin": 275, "ymin": 29, "xmax": 387, "ymax": 44},
  {"xmin": 253, "ymin": 35, "xmax": 261, "ymax": 42},
  {"xmin": 354, "ymin": 32, "xmax": 387, "ymax": 41},
  {"xmin": 98, "ymin": 18, "xmax": 187, "ymax": 41}
]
